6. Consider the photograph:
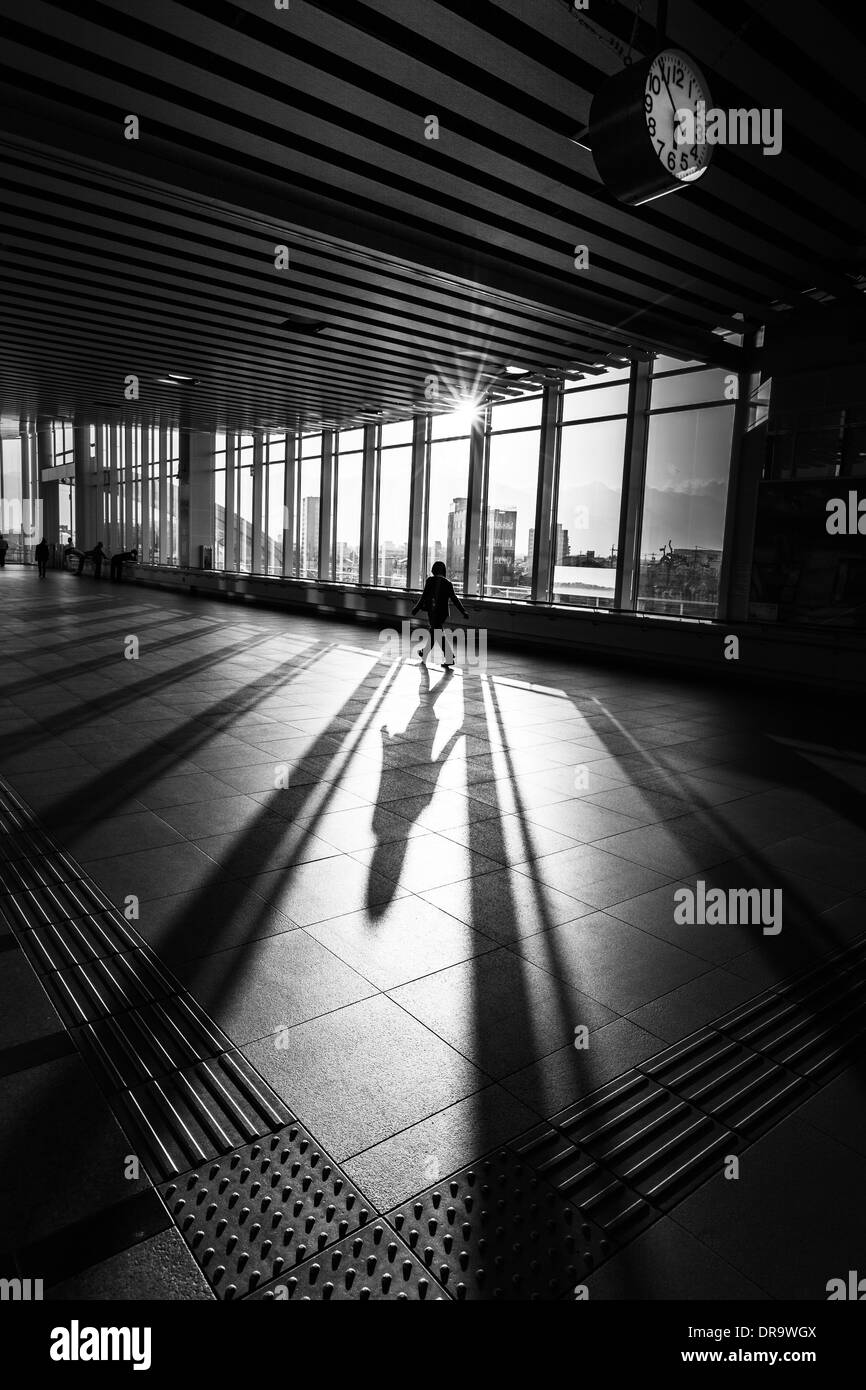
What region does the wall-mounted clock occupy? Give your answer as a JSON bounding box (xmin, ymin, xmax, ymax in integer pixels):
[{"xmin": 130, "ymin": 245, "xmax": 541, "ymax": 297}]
[{"xmin": 586, "ymin": 48, "xmax": 714, "ymax": 206}]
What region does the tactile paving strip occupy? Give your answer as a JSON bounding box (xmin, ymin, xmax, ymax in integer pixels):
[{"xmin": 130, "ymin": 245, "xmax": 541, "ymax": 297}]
[
  {"xmin": 74, "ymin": 993, "xmax": 233, "ymax": 1091},
  {"xmin": 546, "ymin": 1070, "xmax": 741, "ymax": 1211},
  {"xmin": 715, "ymin": 961, "xmax": 866, "ymax": 1082},
  {"xmin": 0, "ymin": 847, "xmax": 83, "ymax": 895},
  {"xmin": 250, "ymin": 1224, "xmax": 442, "ymax": 1301},
  {"xmin": 39, "ymin": 945, "xmax": 180, "ymax": 1027},
  {"xmin": 386, "ymin": 1148, "xmax": 611, "ymax": 1300},
  {"xmin": 115, "ymin": 1051, "xmax": 293, "ymax": 1184},
  {"xmin": 17, "ymin": 911, "xmax": 141, "ymax": 975},
  {"xmin": 0, "ymin": 876, "xmax": 119, "ymax": 934},
  {"xmin": 640, "ymin": 1028, "xmax": 810, "ymax": 1139},
  {"xmin": 161, "ymin": 1121, "xmax": 375, "ymax": 1299},
  {"xmin": 510, "ymin": 1124, "xmax": 656, "ymax": 1243}
]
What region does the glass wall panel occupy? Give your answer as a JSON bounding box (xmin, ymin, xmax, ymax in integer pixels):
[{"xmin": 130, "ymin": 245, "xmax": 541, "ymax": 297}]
[
  {"xmin": 297, "ymin": 433, "xmax": 322, "ymax": 579},
  {"xmin": 650, "ymin": 367, "xmax": 731, "ymax": 409},
  {"xmin": 334, "ymin": 430, "xmax": 362, "ymax": 583},
  {"xmin": 562, "ymin": 383, "xmax": 630, "ymax": 423},
  {"xmin": 482, "ymin": 422, "xmax": 541, "ymax": 598},
  {"xmin": 553, "ymin": 418, "xmax": 627, "ymax": 607},
  {"xmin": 237, "ymin": 432, "xmax": 254, "ymax": 572},
  {"xmin": 426, "ymin": 431, "xmax": 471, "ymax": 587},
  {"xmin": 637, "ymin": 405, "xmax": 735, "ymax": 618},
  {"xmin": 376, "ymin": 436, "xmax": 411, "ymax": 587},
  {"xmin": 215, "ymin": 430, "xmax": 229, "ymax": 567},
  {"xmin": 381, "ymin": 420, "xmax": 414, "ymax": 448},
  {"xmin": 265, "ymin": 434, "xmax": 286, "ymax": 575},
  {"xmin": 167, "ymin": 427, "xmax": 180, "ymax": 566},
  {"xmin": 489, "ymin": 396, "xmax": 543, "ymax": 433}
]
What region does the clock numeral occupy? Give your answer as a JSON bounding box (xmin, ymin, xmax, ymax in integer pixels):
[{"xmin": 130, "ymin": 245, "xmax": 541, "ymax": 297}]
[
  {"xmin": 667, "ymin": 151, "xmax": 677, "ymax": 171},
  {"xmin": 647, "ymin": 116, "xmax": 657, "ymax": 136},
  {"xmin": 649, "ymin": 73, "xmax": 661, "ymax": 95},
  {"xmin": 644, "ymin": 93, "xmax": 653, "ymax": 112},
  {"xmin": 680, "ymin": 153, "xmax": 689, "ymax": 170},
  {"xmin": 656, "ymin": 138, "xmax": 665, "ymax": 152}
]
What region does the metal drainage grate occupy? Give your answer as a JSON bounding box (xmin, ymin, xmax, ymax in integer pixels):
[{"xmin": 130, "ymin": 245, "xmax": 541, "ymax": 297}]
[
  {"xmin": 386, "ymin": 1148, "xmax": 610, "ymax": 1300},
  {"xmin": 161, "ymin": 1121, "xmax": 375, "ymax": 1299}
]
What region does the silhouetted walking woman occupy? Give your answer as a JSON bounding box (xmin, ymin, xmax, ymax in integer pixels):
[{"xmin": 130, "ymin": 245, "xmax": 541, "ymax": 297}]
[{"xmin": 411, "ymin": 560, "xmax": 469, "ymax": 667}]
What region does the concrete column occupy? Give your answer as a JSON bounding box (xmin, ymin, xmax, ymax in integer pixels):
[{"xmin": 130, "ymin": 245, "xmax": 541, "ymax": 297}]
[
  {"xmin": 36, "ymin": 425, "xmax": 60, "ymax": 543},
  {"xmin": 188, "ymin": 432, "xmax": 216, "ymax": 568},
  {"xmin": 358, "ymin": 424, "xmax": 376, "ymax": 586},
  {"xmin": 225, "ymin": 433, "xmax": 237, "ymax": 571},
  {"xmin": 283, "ymin": 431, "xmax": 297, "ymax": 578},
  {"xmin": 718, "ymin": 332, "xmax": 764, "ymax": 623},
  {"xmin": 530, "ymin": 383, "xmax": 560, "ymax": 602},
  {"xmin": 407, "ymin": 415, "xmax": 426, "ymax": 590},
  {"xmin": 318, "ymin": 430, "xmax": 334, "ymax": 580},
  {"xmin": 158, "ymin": 427, "xmax": 169, "ymax": 563},
  {"xmin": 252, "ymin": 434, "xmax": 265, "ymax": 574},
  {"xmin": 614, "ymin": 360, "xmax": 652, "ymax": 611},
  {"xmin": 74, "ymin": 423, "xmax": 98, "ymax": 549},
  {"xmin": 462, "ymin": 411, "xmax": 487, "ymax": 595},
  {"xmin": 141, "ymin": 427, "xmax": 152, "ymax": 563}
]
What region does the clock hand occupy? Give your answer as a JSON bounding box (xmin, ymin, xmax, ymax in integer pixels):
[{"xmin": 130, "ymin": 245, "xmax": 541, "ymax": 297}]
[{"xmin": 658, "ymin": 66, "xmax": 687, "ymax": 144}]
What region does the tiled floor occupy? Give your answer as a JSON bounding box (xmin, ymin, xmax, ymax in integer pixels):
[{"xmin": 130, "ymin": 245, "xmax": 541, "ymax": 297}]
[{"xmin": 1, "ymin": 567, "xmax": 865, "ymax": 1299}]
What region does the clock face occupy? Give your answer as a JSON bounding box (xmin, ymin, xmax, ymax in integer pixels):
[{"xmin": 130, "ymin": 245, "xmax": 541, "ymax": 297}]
[{"xmin": 644, "ymin": 49, "xmax": 713, "ymax": 184}]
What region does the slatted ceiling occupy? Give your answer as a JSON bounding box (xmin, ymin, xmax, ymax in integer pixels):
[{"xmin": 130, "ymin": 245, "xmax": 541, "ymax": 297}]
[
  {"xmin": 18, "ymin": 0, "xmax": 826, "ymax": 306},
  {"xmin": 1, "ymin": 1, "xmax": 865, "ymax": 433}
]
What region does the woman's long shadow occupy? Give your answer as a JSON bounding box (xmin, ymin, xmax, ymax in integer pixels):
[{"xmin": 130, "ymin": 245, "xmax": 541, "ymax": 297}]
[{"xmin": 365, "ymin": 663, "xmax": 463, "ymax": 915}]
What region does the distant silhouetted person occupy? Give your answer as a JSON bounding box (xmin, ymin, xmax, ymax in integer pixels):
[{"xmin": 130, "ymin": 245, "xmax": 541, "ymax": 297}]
[
  {"xmin": 35, "ymin": 537, "xmax": 49, "ymax": 578},
  {"xmin": 411, "ymin": 560, "xmax": 469, "ymax": 666},
  {"xmin": 0, "ymin": 534, "xmax": 7, "ymax": 569},
  {"xmin": 82, "ymin": 541, "xmax": 106, "ymax": 578},
  {"xmin": 110, "ymin": 546, "xmax": 138, "ymax": 582},
  {"xmin": 63, "ymin": 540, "xmax": 82, "ymax": 571}
]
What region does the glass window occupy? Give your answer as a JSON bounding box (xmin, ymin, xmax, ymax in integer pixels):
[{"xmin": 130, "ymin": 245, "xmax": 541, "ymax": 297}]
[
  {"xmin": 431, "ymin": 410, "xmax": 477, "ymax": 443},
  {"xmin": 266, "ymin": 460, "xmax": 285, "ymax": 574},
  {"xmin": 651, "ymin": 366, "xmax": 732, "ymax": 410},
  {"xmin": 562, "ymin": 383, "xmax": 630, "ymax": 423},
  {"xmin": 489, "ymin": 395, "xmax": 543, "ymax": 433},
  {"xmin": 426, "ymin": 430, "xmax": 471, "ymax": 588},
  {"xmin": 334, "ymin": 435, "xmax": 362, "ymax": 583},
  {"xmin": 483, "ymin": 426, "xmax": 541, "ymax": 598},
  {"xmin": 214, "ymin": 468, "xmax": 226, "ymax": 569},
  {"xmin": 167, "ymin": 427, "xmax": 180, "ymax": 566},
  {"xmin": 298, "ymin": 444, "xmax": 321, "ymax": 579},
  {"xmin": 552, "ymin": 419, "xmax": 627, "ymax": 608},
  {"xmin": 237, "ymin": 433, "xmax": 254, "ymax": 572},
  {"xmin": 337, "ymin": 428, "xmax": 364, "ymax": 455},
  {"xmin": 653, "ymin": 355, "xmax": 701, "ymax": 373},
  {"xmin": 637, "ymin": 405, "xmax": 735, "ymax": 619},
  {"xmin": 376, "ymin": 440, "xmax": 411, "ymax": 587},
  {"xmin": 381, "ymin": 420, "xmax": 414, "ymax": 448}
]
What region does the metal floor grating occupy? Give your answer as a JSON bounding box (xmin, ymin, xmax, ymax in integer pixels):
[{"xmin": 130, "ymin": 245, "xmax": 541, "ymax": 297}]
[{"xmin": 3, "ymin": 775, "xmax": 866, "ymax": 1298}]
